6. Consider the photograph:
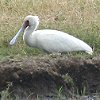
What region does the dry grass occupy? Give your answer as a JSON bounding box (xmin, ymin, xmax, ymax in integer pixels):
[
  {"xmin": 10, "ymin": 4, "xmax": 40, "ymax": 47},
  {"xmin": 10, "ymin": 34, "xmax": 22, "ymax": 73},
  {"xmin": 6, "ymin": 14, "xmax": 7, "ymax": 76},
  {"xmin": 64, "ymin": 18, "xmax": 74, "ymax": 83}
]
[{"xmin": 0, "ymin": 0, "xmax": 100, "ymax": 58}]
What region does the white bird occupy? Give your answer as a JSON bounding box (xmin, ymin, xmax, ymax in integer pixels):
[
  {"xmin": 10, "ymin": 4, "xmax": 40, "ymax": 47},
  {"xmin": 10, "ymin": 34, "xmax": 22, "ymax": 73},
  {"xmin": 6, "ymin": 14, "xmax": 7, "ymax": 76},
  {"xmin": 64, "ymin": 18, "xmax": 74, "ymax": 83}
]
[{"xmin": 10, "ymin": 15, "xmax": 93, "ymax": 55}]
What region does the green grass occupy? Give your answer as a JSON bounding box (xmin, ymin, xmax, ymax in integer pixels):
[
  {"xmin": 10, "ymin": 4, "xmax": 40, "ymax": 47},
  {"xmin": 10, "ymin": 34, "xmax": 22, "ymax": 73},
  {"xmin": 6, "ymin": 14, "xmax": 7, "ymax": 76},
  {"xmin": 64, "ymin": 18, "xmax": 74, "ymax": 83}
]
[
  {"xmin": 1, "ymin": 84, "xmax": 100, "ymax": 100},
  {"xmin": 0, "ymin": 0, "xmax": 100, "ymax": 58},
  {"xmin": 0, "ymin": 1, "xmax": 100, "ymax": 99}
]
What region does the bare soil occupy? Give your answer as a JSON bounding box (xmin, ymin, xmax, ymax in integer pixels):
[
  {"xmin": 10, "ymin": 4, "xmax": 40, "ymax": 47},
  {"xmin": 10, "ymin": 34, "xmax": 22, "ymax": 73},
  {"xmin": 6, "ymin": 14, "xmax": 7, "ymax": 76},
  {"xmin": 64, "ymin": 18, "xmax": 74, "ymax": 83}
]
[{"xmin": 0, "ymin": 55, "xmax": 100, "ymax": 100}]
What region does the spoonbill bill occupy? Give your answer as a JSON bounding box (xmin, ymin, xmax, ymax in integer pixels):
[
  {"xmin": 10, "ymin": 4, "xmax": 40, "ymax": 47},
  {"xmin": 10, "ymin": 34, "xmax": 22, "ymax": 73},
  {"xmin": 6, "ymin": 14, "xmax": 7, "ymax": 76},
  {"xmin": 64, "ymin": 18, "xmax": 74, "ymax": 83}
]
[{"xmin": 10, "ymin": 15, "xmax": 93, "ymax": 55}]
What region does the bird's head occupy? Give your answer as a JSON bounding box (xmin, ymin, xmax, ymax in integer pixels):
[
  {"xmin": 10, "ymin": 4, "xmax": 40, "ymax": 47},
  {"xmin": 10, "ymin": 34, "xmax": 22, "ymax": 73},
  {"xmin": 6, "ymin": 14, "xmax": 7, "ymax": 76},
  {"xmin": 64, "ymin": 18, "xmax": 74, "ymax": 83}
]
[
  {"xmin": 9, "ymin": 15, "xmax": 39, "ymax": 45},
  {"xmin": 23, "ymin": 15, "xmax": 39, "ymax": 30}
]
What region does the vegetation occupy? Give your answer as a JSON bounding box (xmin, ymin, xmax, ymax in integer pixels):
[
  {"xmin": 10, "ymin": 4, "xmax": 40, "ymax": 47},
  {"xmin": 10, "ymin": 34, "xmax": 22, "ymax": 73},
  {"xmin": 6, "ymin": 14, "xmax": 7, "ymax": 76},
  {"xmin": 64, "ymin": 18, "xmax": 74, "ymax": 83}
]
[
  {"xmin": 0, "ymin": 0, "xmax": 100, "ymax": 59},
  {"xmin": 0, "ymin": 0, "xmax": 100, "ymax": 99}
]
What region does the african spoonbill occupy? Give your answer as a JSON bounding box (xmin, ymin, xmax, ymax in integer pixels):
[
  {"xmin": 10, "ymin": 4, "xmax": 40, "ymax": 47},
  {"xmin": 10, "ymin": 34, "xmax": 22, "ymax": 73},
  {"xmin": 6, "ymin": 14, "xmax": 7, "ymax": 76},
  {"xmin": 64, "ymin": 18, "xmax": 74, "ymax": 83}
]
[{"xmin": 10, "ymin": 15, "xmax": 93, "ymax": 55}]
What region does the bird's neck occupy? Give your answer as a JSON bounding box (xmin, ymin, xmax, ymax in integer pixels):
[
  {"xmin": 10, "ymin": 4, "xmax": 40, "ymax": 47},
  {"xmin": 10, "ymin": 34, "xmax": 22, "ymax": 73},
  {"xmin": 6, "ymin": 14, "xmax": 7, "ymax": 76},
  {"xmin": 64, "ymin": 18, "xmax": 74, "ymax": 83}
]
[
  {"xmin": 27, "ymin": 26, "xmax": 34, "ymax": 32},
  {"xmin": 23, "ymin": 26, "xmax": 34, "ymax": 40},
  {"xmin": 23, "ymin": 23, "xmax": 38, "ymax": 38},
  {"xmin": 23, "ymin": 26, "xmax": 37, "ymax": 47}
]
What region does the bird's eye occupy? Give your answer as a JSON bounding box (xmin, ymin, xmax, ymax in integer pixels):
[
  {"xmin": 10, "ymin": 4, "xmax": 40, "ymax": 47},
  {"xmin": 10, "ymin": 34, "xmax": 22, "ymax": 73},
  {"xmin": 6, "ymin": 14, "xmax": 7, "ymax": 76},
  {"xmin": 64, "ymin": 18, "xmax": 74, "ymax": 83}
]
[{"xmin": 23, "ymin": 20, "xmax": 29, "ymax": 28}]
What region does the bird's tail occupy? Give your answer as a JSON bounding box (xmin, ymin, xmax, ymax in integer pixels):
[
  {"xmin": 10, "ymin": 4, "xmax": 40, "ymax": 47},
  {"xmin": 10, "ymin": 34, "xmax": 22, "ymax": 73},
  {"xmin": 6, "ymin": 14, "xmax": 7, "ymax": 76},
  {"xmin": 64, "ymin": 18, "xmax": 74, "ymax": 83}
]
[{"xmin": 86, "ymin": 49, "xmax": 93, "ymax": 55}]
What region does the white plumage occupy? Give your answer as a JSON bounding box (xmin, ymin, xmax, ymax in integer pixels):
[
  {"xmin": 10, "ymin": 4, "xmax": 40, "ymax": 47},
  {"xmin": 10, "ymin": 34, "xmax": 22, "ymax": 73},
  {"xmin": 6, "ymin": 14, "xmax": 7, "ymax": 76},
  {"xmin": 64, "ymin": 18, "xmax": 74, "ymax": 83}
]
[{"xmin": 10, "ymin": 15, "xmax": 93, "ymax": 55}]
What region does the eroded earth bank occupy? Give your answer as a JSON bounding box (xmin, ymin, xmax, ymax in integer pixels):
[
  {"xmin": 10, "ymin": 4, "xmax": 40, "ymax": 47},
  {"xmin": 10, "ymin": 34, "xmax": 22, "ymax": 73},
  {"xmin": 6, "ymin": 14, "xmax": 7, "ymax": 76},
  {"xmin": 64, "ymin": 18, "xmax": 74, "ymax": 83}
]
[{"xmin": 0, "ymin": 55, "xmax": 100, "ymax": 100}]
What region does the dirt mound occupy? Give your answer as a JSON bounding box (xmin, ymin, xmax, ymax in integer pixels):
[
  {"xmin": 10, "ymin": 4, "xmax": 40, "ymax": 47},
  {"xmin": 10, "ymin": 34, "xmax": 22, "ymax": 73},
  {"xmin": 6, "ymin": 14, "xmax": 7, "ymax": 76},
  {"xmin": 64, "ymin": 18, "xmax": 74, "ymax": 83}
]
[{"xmin": 0, "ymin": 55, "xmax": 100, "ymax": 99}]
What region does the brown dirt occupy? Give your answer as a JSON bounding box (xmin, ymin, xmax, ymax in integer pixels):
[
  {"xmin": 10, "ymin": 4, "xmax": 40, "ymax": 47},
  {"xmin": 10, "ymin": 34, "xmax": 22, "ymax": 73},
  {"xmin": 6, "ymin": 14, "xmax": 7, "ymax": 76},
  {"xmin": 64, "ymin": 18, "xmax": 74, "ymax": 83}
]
[{"xmin": 0, "ymin": 55, "xmax": 100, "ymax": 99}]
